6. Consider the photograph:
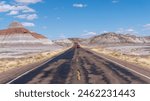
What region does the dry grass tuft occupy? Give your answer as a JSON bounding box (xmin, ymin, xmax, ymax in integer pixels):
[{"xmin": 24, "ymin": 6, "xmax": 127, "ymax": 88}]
[
  {"xmin": 0, "ymin": 48, "xmax": 69, "ymax": 73},
  {"xmin": 91, "ymin": 47, "xmax": 150, "ymax": 69}
]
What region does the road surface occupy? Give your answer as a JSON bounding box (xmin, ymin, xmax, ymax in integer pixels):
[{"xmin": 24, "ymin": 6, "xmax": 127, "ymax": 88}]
[{"xmin": 6, "ymin": 46, "xmax": 150, "ymax": 84}]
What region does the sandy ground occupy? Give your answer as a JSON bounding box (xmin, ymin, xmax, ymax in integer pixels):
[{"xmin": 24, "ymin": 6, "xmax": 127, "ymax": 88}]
[
  {"xmin": 90, "ymin": 46, "xmax": 150, "ymax": 69},
  {"xmin": 0, "ymin": 45, "xmax": 65, "ymax": 58},
  {"xmin": 0, "ymin": 48, "xmax": 69, "ymax": 73},
  {"xmin": 106, "ymin": 45, "xmax": 150, "ymax": 56}
]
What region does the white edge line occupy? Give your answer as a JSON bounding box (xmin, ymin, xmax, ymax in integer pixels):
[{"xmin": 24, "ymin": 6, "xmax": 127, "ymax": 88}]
[
  {"xmin": 6, "ymin": 48, "xmax": 71, "ymax": 84},
  {"xmin": 91, "ymin": 50, "xmax": 150, "ymax": 80},
  {"xmin": 6, "ymin": 57, "xmax": 54, "ymax": 84}
]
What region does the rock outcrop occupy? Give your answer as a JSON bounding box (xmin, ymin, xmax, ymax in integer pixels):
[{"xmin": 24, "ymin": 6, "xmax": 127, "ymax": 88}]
[
  {"xmin": 0, "ymin": 21, "xmax": 53, "ymax": 45},
  {"xmin": 81, "ymin": 32, "xmax": 150, "ymax": 45}
]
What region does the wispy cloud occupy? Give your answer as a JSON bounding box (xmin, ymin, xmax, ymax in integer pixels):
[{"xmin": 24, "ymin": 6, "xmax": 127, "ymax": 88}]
[
  {"xmin": 112, "ymin": 0, "xmax": 119, "ymax": 4},
  {"xmin": 0, "ymin": 1, "xmax": 41, "ymax": 22},
  {"xmin": 15, "ymin": 14, "xmax": 38, "ymax": 20},
  {"xmin": 73, "ymin": 3, "xmax": 87, "ymax": 8},
  {"xmin": 7, "ymin": 11, "xmax": 19, "ymax": 15},
  {"xmin": 15, "ymin": 0, "xmax": 42, "ymax": 4},
  {"xmin": 0, "ymin": 2, "xmax": 35, "ymax": 13},
  {"xmin": 81, "ymin": 31, "xmax": 97, "ymax": 37},
  {"xmin": 101, "ymin": 30, "xmax": 108, "ymax": 33},
  {"xmin": 22, "ymin": 22, "xmax": 35, "ymax": 27},
  {"xmin": 143, "ymin": 24, "xmax": 150, "ymax": 30},
  {"xmin": 126, "ymin": 29, "xmax": 135, "ymax": 32},
  {"xmin": 116, "ymin": 28, "xmax": 138, "ymax": 34}
]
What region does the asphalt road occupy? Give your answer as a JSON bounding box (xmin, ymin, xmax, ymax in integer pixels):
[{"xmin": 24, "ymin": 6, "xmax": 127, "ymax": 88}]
[{"xmin": 7, "ymin": 47, "xmax": 150, "ymax": 84}]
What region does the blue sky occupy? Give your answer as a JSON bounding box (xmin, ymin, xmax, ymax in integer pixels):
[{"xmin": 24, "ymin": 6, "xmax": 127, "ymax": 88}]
[{"xmin": 0, "ymin": 0, "xmax": 150, "ymax": 39}]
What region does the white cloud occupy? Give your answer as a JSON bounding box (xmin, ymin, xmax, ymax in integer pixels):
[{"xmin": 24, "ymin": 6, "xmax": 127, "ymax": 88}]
[
  {"xmin": 0, "ymin": 1, "xmax": 35, "ymax": 13},
  {"xmin": 81, "ymin": 32, "xmax": 97, "ymax": 37},
  {"xmin": 7, "ymin": 11, "xmax": 19, "ymax": 15},
  {"xmin": 0, "ymin": 1, "xmax": 42, "ymax": 22},
  {"xmin": 73, "ymin": 3, "xmax": 87, "ymax": 8},
  {"xmin": 15, "ymin": 14, "xmax": 38, "ymax": 20},
  {"xmin": 22, "ymin": 22, "xmax": 35, "ymax": 27},
  {"xmin": 116, "ymin": 28, "xmax": 137, "ymax": 34},
  {"xmin": 0, "ymin": 2, "xmax": 12, "ymax": 12},
  {"xmin": 143, "ymin": 24, "xmax": 150, "ymax": 30},
  {"xmin": 126, "ymin": 29, "xmax": 135, "ymax": 32},
  {"xmin": 100, "ymin": 30, "xmax": 108, "ymax": 33},
  {"xmin": 112, "ymin": 0, "xmax": 119, "ymax": 3},
  {"xmin": 15, "ymin": 0, "xmax": 42, "ymax": 4},
  {"xmin": 12, "ymin": 6, "xmax": 35, "ymax": 12},
  {"xmin": 0, "ymin": 1, "xmax": 5, "ymax": 4}
]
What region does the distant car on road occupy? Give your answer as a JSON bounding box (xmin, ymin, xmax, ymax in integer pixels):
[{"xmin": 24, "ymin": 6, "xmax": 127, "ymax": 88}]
[
  {"xmin": 76, "ymin": 44, "xmax": 80, "ymax": 48},
  {"xmin": 73, "ymin": 42, "xmax": 80, "ymax": 48}
]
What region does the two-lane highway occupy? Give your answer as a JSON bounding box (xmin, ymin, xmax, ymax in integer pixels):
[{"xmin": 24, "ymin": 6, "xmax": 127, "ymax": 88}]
[{"xmin": 7, "ymin": 45, "xmax": 150, "ymax": 84}]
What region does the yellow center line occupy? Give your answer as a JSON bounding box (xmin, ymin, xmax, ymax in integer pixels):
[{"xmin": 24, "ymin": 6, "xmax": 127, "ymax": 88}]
[{"xmin": 77, "ymin": 69, "xmax": 81, "ymax": 80}]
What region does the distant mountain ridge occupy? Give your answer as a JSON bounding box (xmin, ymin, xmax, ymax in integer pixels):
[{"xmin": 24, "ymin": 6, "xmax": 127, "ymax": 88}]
[
  {"xmin": 81, "ymin": 32, "xmax": 150, "ymax": 44},
  {"xmin": 52, "ymin": 39, "xmax": 73, "ymax": 47},
  {"xmin": 1, "ymin": 22, "xmax": 149, "ymax": 46}
]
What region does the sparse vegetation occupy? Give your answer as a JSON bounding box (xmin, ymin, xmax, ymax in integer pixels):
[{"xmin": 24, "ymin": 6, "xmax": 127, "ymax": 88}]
[
  {"xmin": 0, "ymin": 48, "xmax": 69, "ymax": 73},
  {"xmin": 91, "ymin": 47, "xmax": 150, "ymax": 69}
]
